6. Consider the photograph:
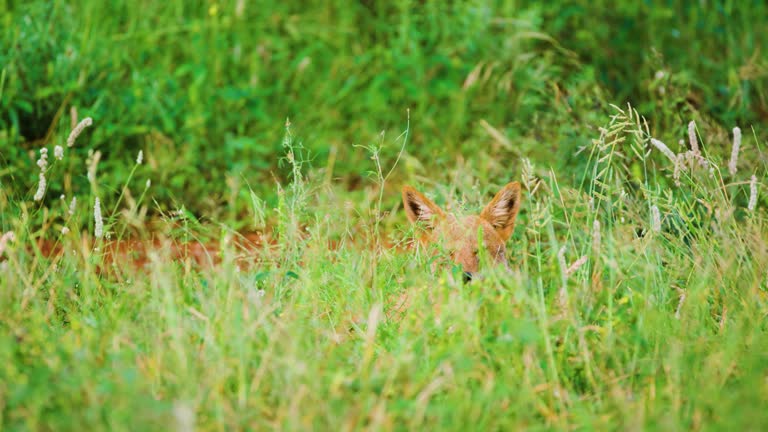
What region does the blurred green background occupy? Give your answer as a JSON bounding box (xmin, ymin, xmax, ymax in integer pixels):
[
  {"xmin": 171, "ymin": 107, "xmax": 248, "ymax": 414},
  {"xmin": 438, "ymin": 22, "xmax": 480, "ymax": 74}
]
[{"xmin": 1, "ymin": 0, "xmax": 766, "ymax": 222}]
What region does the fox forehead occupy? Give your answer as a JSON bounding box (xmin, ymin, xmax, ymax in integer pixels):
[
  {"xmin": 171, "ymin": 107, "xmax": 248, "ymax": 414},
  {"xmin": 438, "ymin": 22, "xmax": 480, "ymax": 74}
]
[{"xmin": 434, "ymin": 215, "xmax": 506, "ymax": 251}]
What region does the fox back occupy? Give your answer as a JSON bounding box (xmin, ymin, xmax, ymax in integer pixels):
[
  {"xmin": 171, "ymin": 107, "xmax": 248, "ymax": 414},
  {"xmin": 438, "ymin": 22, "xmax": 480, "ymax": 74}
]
[{"xmin": 402, "ymin": 181, "xmax": 522, "ymax": 282}]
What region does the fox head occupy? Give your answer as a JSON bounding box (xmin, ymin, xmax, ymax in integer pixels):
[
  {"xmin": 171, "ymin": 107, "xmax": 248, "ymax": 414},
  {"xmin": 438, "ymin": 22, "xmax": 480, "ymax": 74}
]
[{"xmin": 402, "ymin": 182, "xmax": 522, "ymax": 282}]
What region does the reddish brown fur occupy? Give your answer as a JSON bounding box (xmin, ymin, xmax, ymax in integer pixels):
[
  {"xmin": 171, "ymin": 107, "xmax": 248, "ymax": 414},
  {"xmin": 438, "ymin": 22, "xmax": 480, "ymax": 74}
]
[{"xmin": 402, "ymin": 182, "xmax": 522, "ymax": 279}]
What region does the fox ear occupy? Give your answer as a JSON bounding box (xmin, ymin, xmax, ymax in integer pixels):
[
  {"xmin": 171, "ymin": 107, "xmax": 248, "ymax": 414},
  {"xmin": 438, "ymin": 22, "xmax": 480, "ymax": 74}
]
[
  {"xmin": 480, "ymin": 181, "xmax": 522, "ymax": 241},
  {"xmin": 402, "ymin": 186, "xmax": 444, "ymax": 229}
]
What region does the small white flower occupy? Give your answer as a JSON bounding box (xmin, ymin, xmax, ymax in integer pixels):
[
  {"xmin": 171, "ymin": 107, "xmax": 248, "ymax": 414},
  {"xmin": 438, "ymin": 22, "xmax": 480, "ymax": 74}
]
[
  {"xmin": 651, "ymin": 205, "xmax": 661, "ymax": 233},
  {"xmin": 748, "ymin": 175, "xmax": 758, "ymax": 212},
  {"xmin": 136, "ymin": 150, "xmax": 143, "ymax": 165},
  {"xmin": 61, "ymin": 226, "xmax": 70, "ymax": 235},
  {"xmin": 54, "ymin": 145, "xmax": 64, "ymax": 160},
  {"xmin": 247, "ymin": 288, "xmax": 266, "ymax": 305},
  {"xmin": 33, "ymin": 172, "xmax": 47, "ymax": 201},
  {"xmin": 69, "ymin": 196, "xmax": 77, "ymax": 215},
  {"xmin": 94, "ymin": 197, "xmax": 103, "ymax": 238},
  {"xmin": 67, "ymin": 117, "xmax": 93, "ymax": 147},
  {"xmin": 36, "ymin": 148, "xmax": 49, "ymax": 171},
  {"xmin": 729, "ymin": 126, "xmax": 742, "ymax": 176}
]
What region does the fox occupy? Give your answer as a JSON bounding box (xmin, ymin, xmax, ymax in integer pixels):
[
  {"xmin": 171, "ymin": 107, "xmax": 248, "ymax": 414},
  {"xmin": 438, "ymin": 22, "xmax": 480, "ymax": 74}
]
[{"xmin": 402, "ymin": 181, "xmax": 522, "ymax": 282}]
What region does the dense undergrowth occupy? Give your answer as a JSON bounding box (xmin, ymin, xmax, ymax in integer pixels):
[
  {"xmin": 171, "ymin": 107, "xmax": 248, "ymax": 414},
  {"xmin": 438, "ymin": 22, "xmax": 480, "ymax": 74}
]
[{"xmin": 2, "ymin": 0, "xmax": 767, "ymax": 219}]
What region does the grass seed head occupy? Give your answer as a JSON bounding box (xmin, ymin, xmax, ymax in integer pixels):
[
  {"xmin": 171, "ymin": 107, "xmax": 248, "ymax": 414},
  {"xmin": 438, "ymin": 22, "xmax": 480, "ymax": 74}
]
[
  {"xmin": 33, "ymin": 172, "xmax": 46, "ymax": 201},
  {"xmin": 566, "ymin": 255, "xmax": 588, "ymax": 276},
  {"xmin": 749, "ymin": 175, "xmax": 758, "ymax": 212},
  {"xmin": 688, "ymin": 120, "xmax": 699, "ymax": 156},
  {"xmin": 70, "ymin": 106, "xmax": 78, "ymax": 129},
  {"xmin": 94, "ymin": 197, "xmax": 103, "ymax": 238},
  {"xmin": 651, "ymin": 205, "xmax": 661, "ymax": 233},
  {"xmin": 729, "ymin": 126, "xmax": 742, "ymax": 176},
  {"xmin": 650, "ymin": 138, "xmax": 677, "ymax": 162},
  {"xmin": 67, "ymin": 117, "xmax": 93, "ymax": 148}
]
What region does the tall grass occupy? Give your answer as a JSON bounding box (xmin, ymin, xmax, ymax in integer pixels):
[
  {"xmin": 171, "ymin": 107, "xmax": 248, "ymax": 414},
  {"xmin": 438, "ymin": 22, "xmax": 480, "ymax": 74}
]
[
  {"xmin": 1, "ymin": 103, "xmax": 767, "ymax": 430},
  {"xmin": 2, "ymin": 1, "xmax": 767, "ymax": 429}
]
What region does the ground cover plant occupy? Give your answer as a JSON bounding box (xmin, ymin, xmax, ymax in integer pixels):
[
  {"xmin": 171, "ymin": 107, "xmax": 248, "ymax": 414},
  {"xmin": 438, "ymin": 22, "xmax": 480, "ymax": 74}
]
[{"xmin": 2, "ymin": 1, "xmax": 768, "ymax": 430}]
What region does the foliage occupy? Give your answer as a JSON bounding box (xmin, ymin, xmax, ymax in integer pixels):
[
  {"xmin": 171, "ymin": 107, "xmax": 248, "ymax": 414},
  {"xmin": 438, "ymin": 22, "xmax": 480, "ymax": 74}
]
[{"xmin": 1, "ymin": 0, "xmax": 766, "ymax": 218}]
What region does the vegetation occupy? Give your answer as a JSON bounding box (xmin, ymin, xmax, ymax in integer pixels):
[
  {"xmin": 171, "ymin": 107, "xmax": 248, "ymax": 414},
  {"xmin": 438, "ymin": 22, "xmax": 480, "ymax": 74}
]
[{"xmin": 1, "ymin": 0, "xmax": 767, "ymax": 430}]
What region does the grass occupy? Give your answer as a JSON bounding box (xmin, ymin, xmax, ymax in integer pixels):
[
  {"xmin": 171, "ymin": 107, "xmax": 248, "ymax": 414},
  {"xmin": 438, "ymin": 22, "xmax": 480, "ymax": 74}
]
[
  {"xmin": 2, "ymin": 105, "xmax": 768, "ymax": 430},
  {"xmin": 2, "ymin": 1, "xmax": 768, "ymax": 430}
]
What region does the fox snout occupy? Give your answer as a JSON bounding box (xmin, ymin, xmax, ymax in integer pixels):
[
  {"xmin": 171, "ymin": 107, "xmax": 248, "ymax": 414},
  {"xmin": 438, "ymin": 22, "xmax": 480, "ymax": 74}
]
[
  {"xmin": 463, "ymin": 272, "xmax": 474, "ymax": 283},
  {"xmin": 402, "ymin": 181, "xmax": 522, "ymax": 281}
]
